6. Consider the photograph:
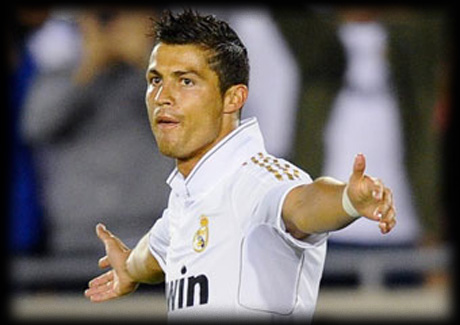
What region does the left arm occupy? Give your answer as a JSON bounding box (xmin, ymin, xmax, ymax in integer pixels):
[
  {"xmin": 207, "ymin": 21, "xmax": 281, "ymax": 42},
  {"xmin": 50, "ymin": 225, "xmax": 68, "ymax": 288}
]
[{"xmin": 282, "ymin": 154, "xmax": 396, "ymax": 240}]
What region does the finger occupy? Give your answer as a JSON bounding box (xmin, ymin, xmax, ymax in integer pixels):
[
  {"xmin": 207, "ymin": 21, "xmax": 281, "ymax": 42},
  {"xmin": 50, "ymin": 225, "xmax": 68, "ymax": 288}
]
[
  {"xmin": 384, "ymin": 207, "xmax": 397, "ymax": 229},
  {"xmin": 380, "ymin": 188, "xmax": 394, "ymax": 218},
  {"xmin": 379, "ymin": 208, "xmax": 396, "ymax": 234},
  {"xmin": 350, "ymin": 153, "xmax": 366, "ymax": 183},
  {"xmin": 388, "ymin": 210, "xmax": 397, "ymax": 232},
  {"xmin": 85, "ymin": 271, "xmax": 115, "ymax": 300},
  {"xmin": 88, "ymin": 270, "xmax": 114, "ymax": 288},
  {"xmin": 380, "ymin": 220, "xmax": 394, "ymax": 234},
  {"xmin": 96, "ymin": 223, "xmax": 112, "ymax": 242},
  {"xmin": 98, "ymin": 256, "xmax": 110, "ymax": 269},
  {"xmin": 373, "ymin": 187, "xmax": 393, "ymax": 219},
  {"xmin": 371, "ymin": 207, "xmax": 383, "ymax": 222},
  {"xmin": 89, "ymin": 290, "xmax": 119, "ymax": 303},
  {"xmin": 379, "ymin": 221, "xmax": 388, "ymax": 234},
  {"xmin": 85, "ymin": 279, "xmax": 113, "ymax": 298},
  {"xmin": 85, "ymin": 280, "xmax": 118, "ymax": 303},
  {"xmin": 96, "ymin": 223, "xmax": 130, "ymax": 251},
  {"xmin": 368, "ymin": 177, "xmax": 384, "ymax": 202}
]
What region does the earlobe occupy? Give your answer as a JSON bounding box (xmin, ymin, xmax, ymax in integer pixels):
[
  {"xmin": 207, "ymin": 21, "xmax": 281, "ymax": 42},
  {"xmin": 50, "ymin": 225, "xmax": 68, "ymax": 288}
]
[{"xmin": 223, "ymin": 84, "xmax": 248, "ymax": 114}]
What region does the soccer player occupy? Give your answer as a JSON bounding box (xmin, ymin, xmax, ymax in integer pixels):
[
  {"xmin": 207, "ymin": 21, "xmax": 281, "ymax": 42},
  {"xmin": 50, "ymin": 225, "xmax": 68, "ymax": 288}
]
[{"xmin": 85, "ymin": 10, "xmax": 396, "ymax": 322}]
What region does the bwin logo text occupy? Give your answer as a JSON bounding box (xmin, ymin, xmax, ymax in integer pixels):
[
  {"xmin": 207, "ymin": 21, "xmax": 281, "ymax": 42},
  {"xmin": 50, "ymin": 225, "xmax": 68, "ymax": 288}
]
[{"xmin": 166, "ymin": 266, "xmax": 209, "ymax": 311}]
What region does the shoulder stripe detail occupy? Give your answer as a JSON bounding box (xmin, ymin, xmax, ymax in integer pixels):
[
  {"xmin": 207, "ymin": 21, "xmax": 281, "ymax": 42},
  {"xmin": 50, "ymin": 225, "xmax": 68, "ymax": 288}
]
[{"xmin": 243, "ymin": 152, "xmax": 302, "ymax": 182}]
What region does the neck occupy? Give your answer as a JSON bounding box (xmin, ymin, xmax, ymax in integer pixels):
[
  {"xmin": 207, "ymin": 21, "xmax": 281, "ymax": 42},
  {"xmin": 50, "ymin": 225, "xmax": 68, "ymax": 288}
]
[{"xmin": 177, "ymin": 117, "xmax": 239, "ymax": 179}]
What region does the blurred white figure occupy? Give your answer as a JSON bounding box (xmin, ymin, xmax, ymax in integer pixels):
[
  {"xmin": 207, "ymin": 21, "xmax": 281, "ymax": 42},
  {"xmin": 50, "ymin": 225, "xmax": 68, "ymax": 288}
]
[
  {"xmin": 232, "ymin": 8, "xmax": 300, "ymax": 158},
  {"xmin": 325, "ymin": 18, "xmax": 420, "ymax": 245},
  {"xmin": 27, "ymin": 9, "xmax": 81, "ymax": 73}
]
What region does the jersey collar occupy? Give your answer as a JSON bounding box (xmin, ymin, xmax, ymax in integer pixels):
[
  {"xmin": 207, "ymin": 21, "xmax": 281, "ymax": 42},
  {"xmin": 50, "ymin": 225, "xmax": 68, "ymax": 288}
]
[{"xmin": 166, "ymin": 117, "xmax": 266, "ymax": 198}]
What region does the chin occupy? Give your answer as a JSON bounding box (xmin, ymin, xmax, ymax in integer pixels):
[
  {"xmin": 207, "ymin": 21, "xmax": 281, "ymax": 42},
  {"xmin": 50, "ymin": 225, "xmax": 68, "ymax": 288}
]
[
  {"xmin": 157, "ymin": 145, "xmax": 178, "ymax": 158},
  {"xmin": 157, "ymin": 142, "xmax": 187, "ymax": 159}
]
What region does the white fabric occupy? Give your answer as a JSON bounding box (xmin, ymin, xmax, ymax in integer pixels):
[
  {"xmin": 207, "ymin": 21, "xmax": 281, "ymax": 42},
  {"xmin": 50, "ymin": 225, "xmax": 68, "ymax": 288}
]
[
  {"xmin": 231, "ymin": 8, "xmax": 300, "ymax": 158},
  {"xmin": 325, "ymin": 22, "xmax": 420, "ymax": 245},
  {"xmin": 149, "ymin": 118, "xmax": 327, "ymax": 321}
]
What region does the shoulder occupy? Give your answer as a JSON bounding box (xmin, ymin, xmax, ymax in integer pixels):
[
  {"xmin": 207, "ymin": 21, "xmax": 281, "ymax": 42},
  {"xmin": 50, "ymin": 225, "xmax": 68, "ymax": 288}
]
[
  {"xmin": 239, "ymin": 152, "xmax": 312, "ymax": 185},
  {"xmin": 229, "ymin": 152, "xmax": 313, "ymax": 237},
  {"xmin": 229, "ymin": 152, "xmax": 312, "ymax": 203}
]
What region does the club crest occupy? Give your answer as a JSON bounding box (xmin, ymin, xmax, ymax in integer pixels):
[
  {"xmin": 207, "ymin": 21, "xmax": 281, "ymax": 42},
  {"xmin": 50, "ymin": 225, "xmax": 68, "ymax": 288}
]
[{"xmin": 193, "ymin": 215, "xmax": 209, "ymax": 253}]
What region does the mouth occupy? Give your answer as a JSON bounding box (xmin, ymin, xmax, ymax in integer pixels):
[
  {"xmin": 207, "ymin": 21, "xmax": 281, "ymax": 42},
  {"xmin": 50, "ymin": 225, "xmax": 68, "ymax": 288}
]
[{"xmin": 155, "ymin": 115, "xmax": 180, "ymax": 129}]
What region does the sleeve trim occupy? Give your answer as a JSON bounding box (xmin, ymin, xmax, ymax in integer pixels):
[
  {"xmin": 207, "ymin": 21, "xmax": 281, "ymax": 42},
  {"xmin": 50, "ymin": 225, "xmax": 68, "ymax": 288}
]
[
  {"xmin": 275, "ymin": 183, "xmax": 329, "ymax": 249},
  {"xmin": 148, "ymin": 231, "xmax": 167, "ymax": 272}
]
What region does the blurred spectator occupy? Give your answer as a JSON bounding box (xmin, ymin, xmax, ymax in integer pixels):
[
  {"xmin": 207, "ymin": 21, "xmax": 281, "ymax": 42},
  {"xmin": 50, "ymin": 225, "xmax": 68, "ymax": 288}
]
[
  {"xmin": 274, "ymin": 7, "xmax": 446, "ymax": 247},
  {"xmin": 323, "ymin": 8, "xmax": 421, "ymax": 246},
  {"xmin": 7, "ymin": 7, "xmax": 50, "ymax": 255},
  {"xmin": 233, "ymin": 7, "xmax": 300, "ymax": 158},
  {"xmin": 20, "ymin": 7, "xmax": 174, "ymax": 255}
]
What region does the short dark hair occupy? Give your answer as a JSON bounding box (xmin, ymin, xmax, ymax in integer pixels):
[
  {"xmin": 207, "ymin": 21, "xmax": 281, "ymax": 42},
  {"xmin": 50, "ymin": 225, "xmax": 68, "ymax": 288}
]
[{"xmin": 151, "ymin": 9, "xmax": 250, "ymax": 95}]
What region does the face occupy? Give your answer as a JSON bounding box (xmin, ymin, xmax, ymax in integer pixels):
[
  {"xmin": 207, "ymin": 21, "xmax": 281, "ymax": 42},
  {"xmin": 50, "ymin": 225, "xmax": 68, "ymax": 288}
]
[{"xmin": 145, "ymin": 43, "xmax": 227, "ymax": 167}]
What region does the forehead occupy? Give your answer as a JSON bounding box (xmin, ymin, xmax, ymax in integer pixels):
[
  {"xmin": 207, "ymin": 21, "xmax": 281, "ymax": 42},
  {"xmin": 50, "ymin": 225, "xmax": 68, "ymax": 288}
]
[{"xmin": 148, "ymin": 43, "xmax": 213, "ymax": 73}]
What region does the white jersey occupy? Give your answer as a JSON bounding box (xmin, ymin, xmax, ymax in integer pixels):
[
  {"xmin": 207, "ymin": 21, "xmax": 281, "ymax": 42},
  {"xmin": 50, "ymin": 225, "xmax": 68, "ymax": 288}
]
[{"xmin": 149, "ymin": 118, "xmax": 328, "ymax": 322}]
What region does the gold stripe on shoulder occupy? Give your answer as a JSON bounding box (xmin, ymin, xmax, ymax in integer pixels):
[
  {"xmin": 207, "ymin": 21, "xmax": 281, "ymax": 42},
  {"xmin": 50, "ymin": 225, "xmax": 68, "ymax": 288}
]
[{"xmin": 245, "ymin": 154, "xmax": 302, "ymax": 181}]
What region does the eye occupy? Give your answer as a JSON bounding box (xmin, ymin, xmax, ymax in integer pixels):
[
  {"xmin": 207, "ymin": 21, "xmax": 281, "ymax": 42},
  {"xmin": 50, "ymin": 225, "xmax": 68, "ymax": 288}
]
[
  {"xmin": 148, "ymin": 75, "xmax": 162, "ymax": 87},
  {"xmin": 180, "ymin": 78, "xmax": 194, "ymax": 87},
  {"xmin": 152, "ymin": 76, "xmax": 162, "ymax": 85}
]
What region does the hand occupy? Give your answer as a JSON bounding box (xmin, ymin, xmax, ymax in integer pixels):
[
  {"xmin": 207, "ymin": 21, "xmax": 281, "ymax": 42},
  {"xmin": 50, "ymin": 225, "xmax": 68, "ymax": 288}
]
[
  {"xmin": 347, "ymin": 154, "xmax": 396, "ymax": 234},
  {"xmin": 84, "ymin": 224, "xmax": 139, "ymax": 302},
  {"xmin": 73, "ymin": 12, "xmax": 111, "ymax": 85}
]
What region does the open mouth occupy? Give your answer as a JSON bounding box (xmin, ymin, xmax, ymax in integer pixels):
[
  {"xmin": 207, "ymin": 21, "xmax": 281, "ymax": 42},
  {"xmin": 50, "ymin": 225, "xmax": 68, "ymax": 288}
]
[{"xmin": 156, "ymin": 115, "xmax": 180, "ymax": 128}]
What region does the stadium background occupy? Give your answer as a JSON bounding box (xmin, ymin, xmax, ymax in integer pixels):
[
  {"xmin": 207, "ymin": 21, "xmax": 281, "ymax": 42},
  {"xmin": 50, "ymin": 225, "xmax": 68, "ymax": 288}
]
[{"xmin": 6, "ymin": 4, "xmax": 454, "ymax": 323}]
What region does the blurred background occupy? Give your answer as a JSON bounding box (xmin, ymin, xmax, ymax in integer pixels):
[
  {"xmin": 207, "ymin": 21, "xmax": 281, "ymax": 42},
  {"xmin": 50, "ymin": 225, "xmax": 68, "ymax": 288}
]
[{"xmin": 6, "ymin": 4, "xmax": 454, "ymax": 322}]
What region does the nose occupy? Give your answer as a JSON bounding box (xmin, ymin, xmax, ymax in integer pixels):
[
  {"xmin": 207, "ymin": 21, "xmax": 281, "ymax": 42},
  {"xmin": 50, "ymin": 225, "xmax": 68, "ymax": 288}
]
[{"xmin": 153, "ymin": 83, "xmax": 173, "ymax": 107}]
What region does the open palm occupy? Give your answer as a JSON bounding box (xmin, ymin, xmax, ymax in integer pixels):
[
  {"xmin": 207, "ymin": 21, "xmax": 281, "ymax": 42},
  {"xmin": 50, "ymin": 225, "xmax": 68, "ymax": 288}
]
[{"xmin": 84, "ymin": 224, "xmax": 139, "ymax": 302}]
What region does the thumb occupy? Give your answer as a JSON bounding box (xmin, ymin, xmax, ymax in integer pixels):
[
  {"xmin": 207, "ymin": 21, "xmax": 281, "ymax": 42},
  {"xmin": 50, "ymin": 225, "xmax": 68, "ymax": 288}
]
[
  {"xmin": 96, "ymin": 223, "xmax": 129, "ymax": 251},
  {"xmin": 96, "ymin": 223, "xmax": 112, "ymax": 242},
  {"xmin": 350, "ymin": 153, "xmax": 366, "ymax": 183}
]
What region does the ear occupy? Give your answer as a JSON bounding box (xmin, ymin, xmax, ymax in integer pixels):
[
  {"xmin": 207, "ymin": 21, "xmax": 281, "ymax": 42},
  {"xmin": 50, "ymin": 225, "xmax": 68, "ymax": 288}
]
[{"xmin": 223, "ymin": 84, "xmax": 248, "ymax": 114}]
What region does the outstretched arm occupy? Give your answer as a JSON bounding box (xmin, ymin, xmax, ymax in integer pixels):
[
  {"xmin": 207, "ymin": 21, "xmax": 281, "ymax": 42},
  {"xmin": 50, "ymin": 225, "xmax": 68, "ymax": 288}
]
[
  {"xmin": 85, "ymin": 224, "xmax": 164, "ymax": 302},
  {"xmin": 282, "ymin": 154, "xmax": 396, "ymax": 239}
]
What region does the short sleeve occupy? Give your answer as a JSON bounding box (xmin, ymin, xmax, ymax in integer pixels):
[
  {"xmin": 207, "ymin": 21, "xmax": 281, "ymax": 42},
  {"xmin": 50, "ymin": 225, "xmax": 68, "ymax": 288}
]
[
  {"xmin": 148, "ymin": 209, "xmax": 170, "ymax": 272},
  {"xmin": 260, "ymin": 182, "xmax": 329, "ymax": 248},
  {"xmin": 238, "ymin": 178, "xmax": 328, "ymax": 314},
  {"xmin": 232, "ymin": 155, "xmax": 328, "ymax": 248}
]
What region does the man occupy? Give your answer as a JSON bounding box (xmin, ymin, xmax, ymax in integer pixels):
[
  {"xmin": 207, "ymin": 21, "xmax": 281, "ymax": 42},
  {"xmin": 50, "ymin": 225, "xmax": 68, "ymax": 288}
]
[{"xmin": 85, "ymin": 10, "xmax": 395, "ymax": 322}]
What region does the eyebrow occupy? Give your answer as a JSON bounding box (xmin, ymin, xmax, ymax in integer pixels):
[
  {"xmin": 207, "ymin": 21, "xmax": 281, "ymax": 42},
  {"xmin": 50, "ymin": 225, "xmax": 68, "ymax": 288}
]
[
  {"xmin": 146, "ymin": 68, "xmax": 204, "ymax": 80},
  {"xmin": 146, "ymin": 68, "xmax": 160, "ymax": 79}
]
